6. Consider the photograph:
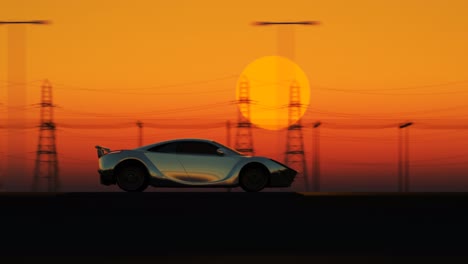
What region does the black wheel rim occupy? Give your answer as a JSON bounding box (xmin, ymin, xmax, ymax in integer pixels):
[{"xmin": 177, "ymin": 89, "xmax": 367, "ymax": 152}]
[
  {"xmin": 243, "ymin": 168, "xmax": 267, "ymax": 191},
  {"xmin": 118, "ymin": 169, "xmax": 144, "ymax": 191}
]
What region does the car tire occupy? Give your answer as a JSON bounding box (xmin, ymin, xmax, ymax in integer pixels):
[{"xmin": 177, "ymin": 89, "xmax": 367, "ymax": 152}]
[
  {"xmin": 239, "ymin": 165, "xmax": 269, "ymax": 192},
  {"xmin": 116, "ymin": 165, "xmax": 149, "ymax": 192}
]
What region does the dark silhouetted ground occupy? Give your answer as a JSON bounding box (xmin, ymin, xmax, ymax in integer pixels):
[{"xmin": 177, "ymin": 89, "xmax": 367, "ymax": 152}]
[{"xmin": 0, "ymin": 192, "xmax": 467, "ymax": 262}]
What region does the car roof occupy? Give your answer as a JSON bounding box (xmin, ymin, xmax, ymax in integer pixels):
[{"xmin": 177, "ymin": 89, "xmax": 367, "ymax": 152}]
[{"xmin": 134, "ymin": 138, "xmax": 220, "ymax": 150}]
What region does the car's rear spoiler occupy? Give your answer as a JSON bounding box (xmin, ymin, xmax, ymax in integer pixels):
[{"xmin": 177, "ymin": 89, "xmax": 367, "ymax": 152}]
[{"xmin": 95, "ymin": 145, "xmax": 111, "ymax": 158}]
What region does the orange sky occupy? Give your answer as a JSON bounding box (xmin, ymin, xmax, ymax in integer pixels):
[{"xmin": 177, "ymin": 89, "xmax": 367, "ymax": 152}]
[{"xmin": 1, "ymin": 0, "xmax": 468, "ymax": 191}]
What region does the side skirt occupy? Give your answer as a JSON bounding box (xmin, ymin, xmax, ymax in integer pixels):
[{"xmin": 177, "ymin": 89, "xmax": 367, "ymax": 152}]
[{"xmin": 149, "ymin": 178, "xmax": 239, "ymax": 188}]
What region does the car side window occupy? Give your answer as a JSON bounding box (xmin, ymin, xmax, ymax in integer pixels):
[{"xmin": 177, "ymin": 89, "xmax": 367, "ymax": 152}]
[
  {"xmin": 147, "ymin": 142, "xmax": 178, "ymax": 153},
  {"xmin": 177, "ymin": 141, "xmax": 218, "ymax": 155}
]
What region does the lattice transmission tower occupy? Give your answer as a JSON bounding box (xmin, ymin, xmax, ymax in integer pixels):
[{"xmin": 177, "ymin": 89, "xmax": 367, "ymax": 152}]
[
  {"xmin": 234, "ymin": 76, "xmax": 254, "ymax": 156},
  {"xmin": 32, "ymin": 80, "xmax": 59, "ymax": 192},
  {"xmin": 284, "ymin": 80, "xmax": 308, "ymax": 191}
]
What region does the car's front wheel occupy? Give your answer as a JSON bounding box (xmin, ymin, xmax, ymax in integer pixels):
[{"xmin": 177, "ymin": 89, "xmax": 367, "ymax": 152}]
[
  {"xmin": 116, "ymin": 165, "xmax": 149, "ymax": 192},
  {"xmin": 239, "ymin": 165, "xmax": 269, "ymax": 192}
]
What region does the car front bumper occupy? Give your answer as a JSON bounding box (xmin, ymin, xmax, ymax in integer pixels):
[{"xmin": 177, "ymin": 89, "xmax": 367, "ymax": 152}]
[
  {"xmin": 268, "ymin": 168, "xmax": 297, "ymax": 187},
  {"xmin": 98, "ymin": 169, "xmax": 116, "ymax": 185}
]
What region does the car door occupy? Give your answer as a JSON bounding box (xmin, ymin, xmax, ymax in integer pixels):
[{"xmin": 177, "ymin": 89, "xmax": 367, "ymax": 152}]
[
  {"xmin": 176, "ymin": 141, "xmax": 238, "ymax": 183},
  {"xmin": 144, "ymin": 142, "xmax": 188, "ymax": 181}
]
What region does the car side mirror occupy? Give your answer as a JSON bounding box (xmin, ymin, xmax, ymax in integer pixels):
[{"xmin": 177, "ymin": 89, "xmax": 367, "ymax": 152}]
[{"xmin": 216, "ymin": 148, "xmax": 225, "ymax": 156}]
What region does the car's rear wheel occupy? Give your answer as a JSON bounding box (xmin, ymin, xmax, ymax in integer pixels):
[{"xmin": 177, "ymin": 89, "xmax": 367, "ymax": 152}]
[
  {"xmin": 239, "ymin": 165, "xmax": 269, "ymax": 192},
  {"xmin": 116, "ymin": 165, "xmax": 149, "ymax": 192}
]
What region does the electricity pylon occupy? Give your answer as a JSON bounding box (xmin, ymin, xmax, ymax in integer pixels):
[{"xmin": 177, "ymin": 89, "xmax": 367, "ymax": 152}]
[
  {"xmin": 284, "ymin": 80, "xmax": 308, "ymax": 191},
  {"xmin": 32, "ymin": 80, "xmax": 59, "ymax": 192},
  {"xmin": 234, "ymin": 76, "xmax": 254, "ymax": 156}
]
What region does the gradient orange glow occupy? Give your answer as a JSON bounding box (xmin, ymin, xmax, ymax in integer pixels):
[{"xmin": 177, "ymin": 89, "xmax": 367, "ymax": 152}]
[{"xmin": 1, "ymin": 0, "xmax": 468, "ymax": 191}]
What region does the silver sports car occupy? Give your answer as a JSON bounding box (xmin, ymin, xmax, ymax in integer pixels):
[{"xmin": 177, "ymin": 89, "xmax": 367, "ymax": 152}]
[{"xmin": 95, "ymin": 138, "xmax": 296, "ymax": 192}]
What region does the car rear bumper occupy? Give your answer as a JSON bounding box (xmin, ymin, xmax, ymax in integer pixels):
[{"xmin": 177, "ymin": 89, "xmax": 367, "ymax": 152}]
[
  {"xmin": 98, "ymin": 169, "xmax": 116, "ymax": 185},
  {"xmin": 268, "ymin": 168, "xmax": 297, "ymax": 187}
]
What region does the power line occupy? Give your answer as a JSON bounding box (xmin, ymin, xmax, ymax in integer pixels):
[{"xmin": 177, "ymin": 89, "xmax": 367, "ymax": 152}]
[
  {"xmin": 57, "ymin": 129, "xmax": 137, "ymax": 139},
  {"xmin": 52, "ymin": 85, "xmax": 236, "ymax": 96},
  {"xmin": 327, "ymin": 151, "xmax": 468, "ymax": 164},
  {"xmin": 305, "ymin": 104, "xmax": 468, "ymax": 118},
  {"xmin": 323, "ymin": 158, "xmax": 394, "ymax": 166},
  {"xmin": 314, "ymin": 86, "xmax": 468, "ymax": 96},
  {"xmin": 315, "ymin": 79, "xmax": 468, "ymax": 92},
  {"xmin": 54, "ymin": 101, "xmax": 234, "ymax": 117},
  {"xmin": 50, "ymin": 74, "xmax": 239, "ymax": 95},
  {"xmin": 323, "ymin": 158, "xmax": 468, "ymax": 168},
  {"xmin": 54, "ymin": 102, "xmax": 286, "ymax": 120},
  {"xmin": 411, "ymin": 161, "xmax": 468, "ymax": 167},
  {"xmin": 144, "ymin": 122, "xmax": 225, "ymax": 129},
  {"xmin": 0, "ymin": 79, "xmax": 43, "ymax": 89},
  {"xmin": 1, "ymin": 119, "xmax": 468, "ymax": 130},
  {"xmin": 412, "ymin": 123, "xmax": 468, "ymax": 129},
  {"xmin": 305, "ymin": 122, "xmax": 401, "ymax": 129},
  {"xmin": 56, "ymin": 122, "xmax": 135, "ymax": 129},
  {"xmin": 411, "ymin": 154, "xmax": 468, "ymax": 163}
]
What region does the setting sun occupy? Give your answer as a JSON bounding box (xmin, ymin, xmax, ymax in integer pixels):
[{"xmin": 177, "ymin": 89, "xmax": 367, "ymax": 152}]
[{"xmin": 236, "ymin": 55, "xmax": 310, "ymax": 130}]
